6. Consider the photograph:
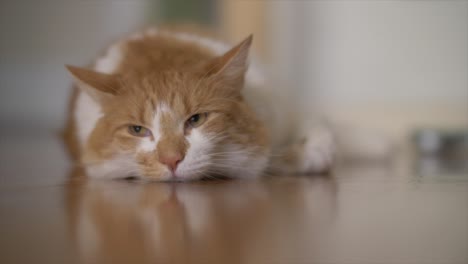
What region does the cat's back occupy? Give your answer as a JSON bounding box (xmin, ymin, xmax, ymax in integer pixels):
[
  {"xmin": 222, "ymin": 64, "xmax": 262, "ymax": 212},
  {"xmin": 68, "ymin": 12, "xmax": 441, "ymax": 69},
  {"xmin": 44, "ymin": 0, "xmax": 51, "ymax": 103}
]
[
  {"xmin": 103, "ymin": 28, "xmax": 219, "ymax": 75},
  {"xmin": 94, "ymin": 27, "xmax": 264, "ymax": 81}
]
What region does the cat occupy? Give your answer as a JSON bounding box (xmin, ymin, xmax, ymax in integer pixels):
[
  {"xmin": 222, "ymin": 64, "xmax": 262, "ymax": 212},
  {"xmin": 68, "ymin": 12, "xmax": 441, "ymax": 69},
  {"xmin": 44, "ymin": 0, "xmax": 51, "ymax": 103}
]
[{"xmin": 63, "ymin": 26, "xmax": 392, "ymax": 181}]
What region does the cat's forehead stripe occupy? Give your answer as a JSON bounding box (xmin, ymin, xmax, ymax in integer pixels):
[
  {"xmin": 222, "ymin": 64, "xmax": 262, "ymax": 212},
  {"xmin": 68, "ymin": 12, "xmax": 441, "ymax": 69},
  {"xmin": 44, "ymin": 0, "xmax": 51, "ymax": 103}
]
[
  {"xmin": 138, "ymin": 103, "xmax": 175, "ymax": 153},
  {"xmin": 158, "ymin": 103, "xmax": 171, "ymax": 114},
  {"xmin": 151, "ymin": 103, "xmax": 170, "ymax": 141}
]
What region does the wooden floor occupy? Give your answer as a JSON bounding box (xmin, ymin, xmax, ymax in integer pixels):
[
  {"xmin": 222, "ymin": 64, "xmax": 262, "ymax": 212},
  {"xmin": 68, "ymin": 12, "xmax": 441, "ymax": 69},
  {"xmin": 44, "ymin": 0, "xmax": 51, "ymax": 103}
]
[{"xmin": 1, "ymin": 135, "xmax": 467, "ymax": 264}]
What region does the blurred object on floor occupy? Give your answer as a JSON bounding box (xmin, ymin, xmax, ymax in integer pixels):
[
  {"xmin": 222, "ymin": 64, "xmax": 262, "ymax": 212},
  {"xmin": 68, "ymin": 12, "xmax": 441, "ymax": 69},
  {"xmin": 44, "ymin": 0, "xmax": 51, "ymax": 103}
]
[{"xmin": 413, "ymin": 128, "xmax": 468, "ymax": 179}]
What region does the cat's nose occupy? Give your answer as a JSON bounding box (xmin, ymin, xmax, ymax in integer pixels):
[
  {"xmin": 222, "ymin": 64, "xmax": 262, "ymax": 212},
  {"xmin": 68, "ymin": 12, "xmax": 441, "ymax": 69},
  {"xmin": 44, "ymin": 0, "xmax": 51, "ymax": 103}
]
[{"xmin": 159, "ymin": 153, "xmax": 184, "ymax": 172}]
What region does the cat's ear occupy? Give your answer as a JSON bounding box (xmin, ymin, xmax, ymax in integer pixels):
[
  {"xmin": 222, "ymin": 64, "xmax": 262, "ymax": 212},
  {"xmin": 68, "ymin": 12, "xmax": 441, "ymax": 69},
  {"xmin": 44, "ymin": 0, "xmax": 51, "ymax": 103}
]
[
  {"xmin": 204, "ymin": 34, "xmax": 253, "ymax": 88},
  {"xmin": 65, "ymin": 65, "xmax": 121, "ymax": 101}
]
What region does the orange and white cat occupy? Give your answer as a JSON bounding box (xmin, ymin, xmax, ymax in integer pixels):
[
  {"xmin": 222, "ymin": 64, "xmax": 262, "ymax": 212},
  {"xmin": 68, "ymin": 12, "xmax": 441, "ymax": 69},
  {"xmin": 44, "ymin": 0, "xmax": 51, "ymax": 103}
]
[{"xmin": 64, "ymin": 27, "xmax": 381, "ymax": 181}]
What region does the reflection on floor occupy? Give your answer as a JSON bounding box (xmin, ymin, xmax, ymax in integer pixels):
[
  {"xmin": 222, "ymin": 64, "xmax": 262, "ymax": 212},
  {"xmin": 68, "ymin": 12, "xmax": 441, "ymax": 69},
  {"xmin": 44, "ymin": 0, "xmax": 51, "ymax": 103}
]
[{"xmin": 0, "ymin": 135, "xmax": 467, "ymax": 264}]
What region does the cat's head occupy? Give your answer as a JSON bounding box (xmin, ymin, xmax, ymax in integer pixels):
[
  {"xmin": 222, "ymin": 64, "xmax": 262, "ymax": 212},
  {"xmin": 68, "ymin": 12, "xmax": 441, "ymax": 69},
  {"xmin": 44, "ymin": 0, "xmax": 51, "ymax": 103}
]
[{"xmin": 66, "ymin": 35, "xmax": 269, "ymax": 181}]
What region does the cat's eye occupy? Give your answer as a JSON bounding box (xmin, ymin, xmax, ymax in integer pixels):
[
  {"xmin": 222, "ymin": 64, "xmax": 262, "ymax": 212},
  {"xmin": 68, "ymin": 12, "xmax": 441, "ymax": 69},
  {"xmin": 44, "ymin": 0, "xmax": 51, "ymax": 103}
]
[
  {"xmin": 185, "ymin": 113, "xmax": 208, "ymax": 129},
  {"xmin": 128, "ymin": 125, "xmax": 152, "ymax": 137}
]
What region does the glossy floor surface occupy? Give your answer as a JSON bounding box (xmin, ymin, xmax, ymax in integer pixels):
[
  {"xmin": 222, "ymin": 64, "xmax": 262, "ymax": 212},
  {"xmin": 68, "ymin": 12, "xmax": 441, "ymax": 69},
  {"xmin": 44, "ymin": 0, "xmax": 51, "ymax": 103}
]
[{"xmin": 1, "ymin": 135, "xmax": 467, "ymax": 264}]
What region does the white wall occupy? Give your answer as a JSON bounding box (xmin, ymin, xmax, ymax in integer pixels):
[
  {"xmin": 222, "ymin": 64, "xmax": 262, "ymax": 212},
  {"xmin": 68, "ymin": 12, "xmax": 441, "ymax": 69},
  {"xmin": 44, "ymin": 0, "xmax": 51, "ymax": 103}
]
[
  {"xmin": 1, "ymin": 1, "xmax": 466, "ymax": 139},
  {"xmin": 271, "ymin": 0, "xmax": 468, "ymax": 139},
  {"xmin": 0, "ymin": 1, "xmax": 150, "ymax": 130}
]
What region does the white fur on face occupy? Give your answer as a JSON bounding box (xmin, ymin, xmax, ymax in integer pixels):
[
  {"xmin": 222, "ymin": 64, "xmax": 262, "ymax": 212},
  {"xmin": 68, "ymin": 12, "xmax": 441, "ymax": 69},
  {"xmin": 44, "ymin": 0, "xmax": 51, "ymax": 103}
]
[
  {"xmin": 176, "ymin": 130, "xmax": 216, "ymax": 180},
  {"xmin": 177, "ymin": 133, "xmax": 268, "ymax": 180},
  {"xmin": 86, "ymin": 154, "xmax": 140, "ymax": 179},
  {"xmin": 137, "ymin": 103, "xmax": 173, "ymax": 153},
  {"xmin": 214, "ymin": 144, "xmax": 268, "ymax": 179}
]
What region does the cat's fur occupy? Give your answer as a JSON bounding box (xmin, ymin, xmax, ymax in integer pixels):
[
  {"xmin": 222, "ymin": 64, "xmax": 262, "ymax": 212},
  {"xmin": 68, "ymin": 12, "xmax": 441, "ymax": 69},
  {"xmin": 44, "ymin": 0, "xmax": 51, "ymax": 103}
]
[{"xmin": 64, "ymin": 27, "xmax": 383, "ymax": 181}]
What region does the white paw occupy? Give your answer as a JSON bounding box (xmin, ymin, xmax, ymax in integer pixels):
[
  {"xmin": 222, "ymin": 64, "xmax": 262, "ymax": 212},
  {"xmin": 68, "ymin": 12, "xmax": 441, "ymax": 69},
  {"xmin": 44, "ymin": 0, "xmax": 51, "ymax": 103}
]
[{"xmin": 299, "ymin": 129, "xmax": 336, "ymax": 174}]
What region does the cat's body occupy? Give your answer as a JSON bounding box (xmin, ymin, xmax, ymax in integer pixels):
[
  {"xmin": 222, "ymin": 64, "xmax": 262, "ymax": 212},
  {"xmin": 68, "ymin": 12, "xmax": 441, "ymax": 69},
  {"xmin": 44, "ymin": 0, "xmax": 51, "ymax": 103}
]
[{"xmin": 64, "ymin": 27, "xmax": 349, "ymax": 181}]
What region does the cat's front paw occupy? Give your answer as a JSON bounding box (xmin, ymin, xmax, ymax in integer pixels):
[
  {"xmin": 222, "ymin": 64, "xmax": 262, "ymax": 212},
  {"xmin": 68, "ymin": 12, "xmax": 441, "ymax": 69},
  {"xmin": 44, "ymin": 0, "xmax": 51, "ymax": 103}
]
[{"xmin": 299, "ymin": 129, "xmax": 336, "ymax": 174}]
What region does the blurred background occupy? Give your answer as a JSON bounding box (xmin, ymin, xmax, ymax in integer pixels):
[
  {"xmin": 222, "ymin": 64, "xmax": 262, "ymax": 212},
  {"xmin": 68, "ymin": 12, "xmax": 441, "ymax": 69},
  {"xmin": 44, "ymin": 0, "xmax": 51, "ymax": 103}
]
[
  {"xmin": 0, "ymin": 0, "xmax": 466, "ymax": 152},
  {"xmin": 1, "ymin": 2, "xmax": 467, "ymax": 262}
]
